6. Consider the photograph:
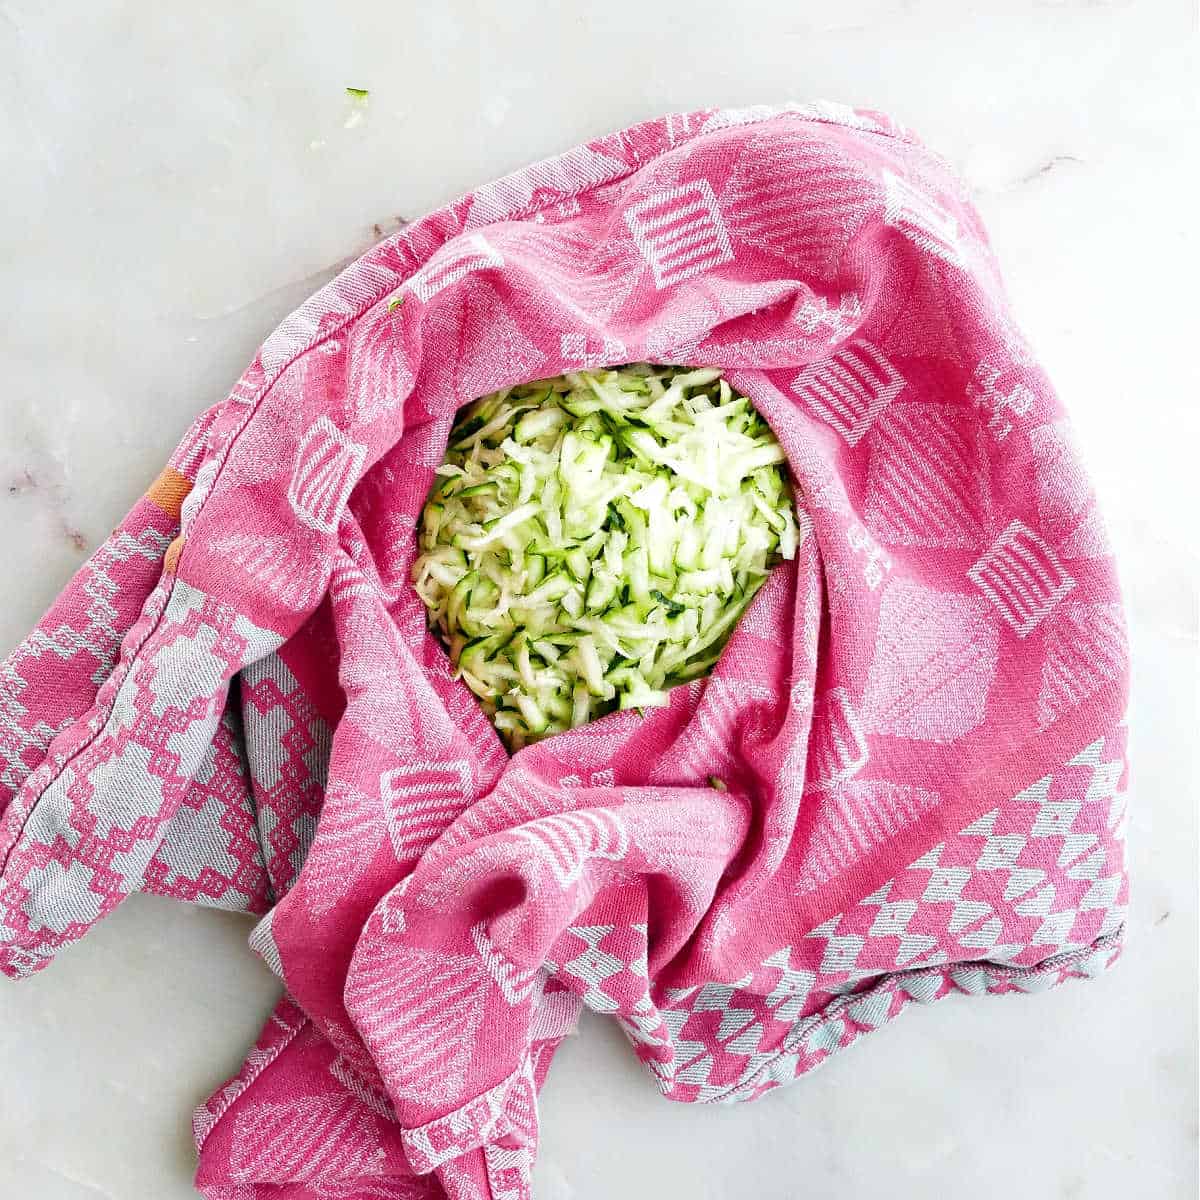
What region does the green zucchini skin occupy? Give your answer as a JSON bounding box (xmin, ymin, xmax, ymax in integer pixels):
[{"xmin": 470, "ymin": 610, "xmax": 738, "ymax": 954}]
[{"xmin": 412, "ymin": 365, "xmax": 799, "ymax": 751}]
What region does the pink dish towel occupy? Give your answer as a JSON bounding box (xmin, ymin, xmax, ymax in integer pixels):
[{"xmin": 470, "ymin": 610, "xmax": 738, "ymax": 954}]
[{"xmin": 0, "ymin": 104, "xmax": 1129, "ymax": 1199}]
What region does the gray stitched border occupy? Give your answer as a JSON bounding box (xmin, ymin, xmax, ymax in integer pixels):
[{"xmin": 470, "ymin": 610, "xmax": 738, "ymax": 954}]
[{"xmin": 703, "ymin": 926, "xmax": 1125, "ymax": 1105}]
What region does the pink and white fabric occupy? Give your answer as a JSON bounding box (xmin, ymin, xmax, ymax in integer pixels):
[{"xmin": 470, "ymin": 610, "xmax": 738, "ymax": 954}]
[{"xmin": 0, "ymin": 103, "xmax": 1129, "ymax": 1199}]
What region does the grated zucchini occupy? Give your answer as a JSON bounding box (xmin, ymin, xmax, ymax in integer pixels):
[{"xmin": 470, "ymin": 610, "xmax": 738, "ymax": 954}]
[{"xmin": 412, "ymin": 365, "xmax": 798, "ymax": 751}]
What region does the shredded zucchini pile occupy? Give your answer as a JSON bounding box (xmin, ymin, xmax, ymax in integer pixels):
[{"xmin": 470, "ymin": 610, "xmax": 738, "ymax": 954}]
[{"xmin": 413, "ymin": 365, "xmax": 798, "ymax": 750}]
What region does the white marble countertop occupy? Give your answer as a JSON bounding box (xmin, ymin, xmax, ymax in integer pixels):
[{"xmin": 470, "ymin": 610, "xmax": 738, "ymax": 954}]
[{"xmin": 1, "ymin": 2, "xmax": 1197, "ymax": 1197}]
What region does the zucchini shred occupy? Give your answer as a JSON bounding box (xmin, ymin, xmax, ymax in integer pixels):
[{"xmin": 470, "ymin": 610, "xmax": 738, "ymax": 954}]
[{"xmin": 412, "ymin": 364, "xmax": 799, "ymax": 751}]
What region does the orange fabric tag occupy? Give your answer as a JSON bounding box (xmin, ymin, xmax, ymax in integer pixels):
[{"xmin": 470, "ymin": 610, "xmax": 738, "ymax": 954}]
[
  {"xmin": 145, "ymin": 467, "xmax": 193, "ymax": 520},
  {"xmin": 163, "ymin": 536, "xmax": 184, "ymax": 575}
]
